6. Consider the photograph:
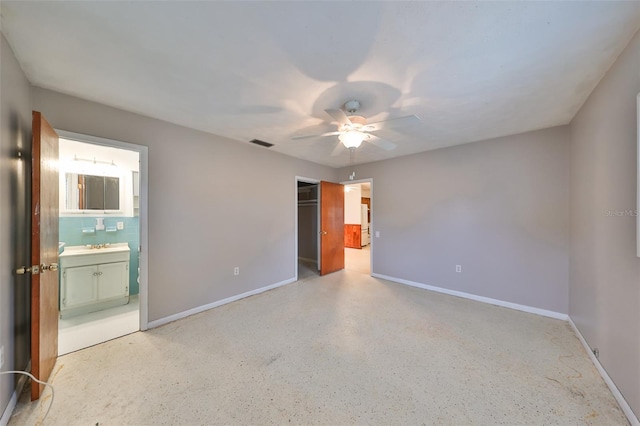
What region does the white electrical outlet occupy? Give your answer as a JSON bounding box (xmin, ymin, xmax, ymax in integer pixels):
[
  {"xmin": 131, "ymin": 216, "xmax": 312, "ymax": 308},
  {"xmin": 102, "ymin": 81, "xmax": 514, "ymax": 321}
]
[
  {"xmin": 116, "ymin": 221, "xmax": 124, "ymax": 230},
  {"xmin": 375, "ymin": 231, "xmax": 380, "ymax": 238},
  {"xmin": 456, "ymin": 265, "xmax": 462, "ymax": 273},
  {"xmin": 234, "ymin": 267, "xmax": 239, "ymax": 276},
  {"xmin": 0, "ymin": 345, "xmax": 4, "ymax": 369}
]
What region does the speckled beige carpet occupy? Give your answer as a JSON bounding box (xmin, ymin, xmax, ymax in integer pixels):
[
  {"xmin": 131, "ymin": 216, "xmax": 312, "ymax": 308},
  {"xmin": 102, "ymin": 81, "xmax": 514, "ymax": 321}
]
[{"xmin": 10, "ymin": 269, "xmax": 627, "ymax": 425}]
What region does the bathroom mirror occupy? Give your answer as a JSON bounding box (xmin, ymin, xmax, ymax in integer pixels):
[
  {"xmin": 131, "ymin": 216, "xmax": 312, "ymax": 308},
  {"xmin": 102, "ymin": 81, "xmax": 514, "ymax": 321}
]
[{"xmin": 65, "ymin": 173, "xmax": 120, "ymax": 211}]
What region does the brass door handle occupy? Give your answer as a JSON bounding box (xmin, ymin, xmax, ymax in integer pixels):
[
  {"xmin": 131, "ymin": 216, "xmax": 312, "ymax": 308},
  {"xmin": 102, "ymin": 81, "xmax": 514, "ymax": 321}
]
[
  {"xmin": 41, "ymin": 263, "xmax": 59, "ymax": 272},
  {"xmin": 16, "ymin": 265, "xmax": 40, "ymax": 275},
  {"xmin": 319, "ymin": 231, "xmax": 328, "ymax": 235}
]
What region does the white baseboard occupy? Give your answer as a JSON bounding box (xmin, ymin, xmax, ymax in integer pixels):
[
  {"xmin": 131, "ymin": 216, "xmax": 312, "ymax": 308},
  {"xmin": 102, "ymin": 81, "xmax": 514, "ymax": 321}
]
[
  {"xmin": 0, "ymin": 391, "xmax": 17, "ymax": 426},
  {"xmin": 147, "ymin": 277, "xmax": 297, "ymax": 329},
  {"xmin": 371, "ymin": 273, "xmax": 568, "ymax": 320},
  {"xmin": 568, "ymin": 317, "xmax": 639, "ymax": 425},
  {"xmin": 0, "ymin": 369, "xmax": 29, "ymax": 426}
]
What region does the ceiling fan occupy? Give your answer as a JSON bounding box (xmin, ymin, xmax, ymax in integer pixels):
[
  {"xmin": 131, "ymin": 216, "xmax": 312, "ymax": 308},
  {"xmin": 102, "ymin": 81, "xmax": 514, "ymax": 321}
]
[{"xmin": 292, "ymin": 100, "xmax": 421, "ymax": 156}]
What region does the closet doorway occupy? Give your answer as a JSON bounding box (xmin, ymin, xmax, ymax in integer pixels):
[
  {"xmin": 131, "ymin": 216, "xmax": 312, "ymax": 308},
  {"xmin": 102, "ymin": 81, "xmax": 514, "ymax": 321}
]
[{"xmin": 296, "ymin": 178, "xmax": 320, "ymax": 280}]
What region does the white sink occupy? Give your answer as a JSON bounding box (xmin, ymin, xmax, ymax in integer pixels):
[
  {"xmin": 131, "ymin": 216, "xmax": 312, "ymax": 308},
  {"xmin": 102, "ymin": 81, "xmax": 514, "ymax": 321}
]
[{"xmin": 59, "ymin": 242, "xmax": 130, "ymax": 257}]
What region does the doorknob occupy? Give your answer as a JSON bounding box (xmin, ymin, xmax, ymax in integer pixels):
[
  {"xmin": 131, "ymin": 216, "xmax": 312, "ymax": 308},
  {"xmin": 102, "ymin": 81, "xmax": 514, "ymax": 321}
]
[
  {"xmin": 41, "ymin": 263, "xmax": 59, "ymax": 272},
  {"xmin": 16, "ymin": 265, "xmax": 40, "ymax": 275},
  {"xmin": 319, "ymin": 231, "xmax": 328, "ymax": 235}
]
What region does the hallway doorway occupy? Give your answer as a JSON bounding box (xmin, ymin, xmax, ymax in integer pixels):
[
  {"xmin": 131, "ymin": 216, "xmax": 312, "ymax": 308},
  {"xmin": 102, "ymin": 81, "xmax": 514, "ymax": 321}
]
[{"xmin": 342, "ymin": 179, "xmax": 372, "ymax": 275}]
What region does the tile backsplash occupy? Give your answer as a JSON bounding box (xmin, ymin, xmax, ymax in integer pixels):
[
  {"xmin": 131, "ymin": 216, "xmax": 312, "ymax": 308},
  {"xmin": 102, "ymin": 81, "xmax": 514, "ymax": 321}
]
[{"xmin": 59, "ymin": 216, "xmax": 140, "ymax": 295}]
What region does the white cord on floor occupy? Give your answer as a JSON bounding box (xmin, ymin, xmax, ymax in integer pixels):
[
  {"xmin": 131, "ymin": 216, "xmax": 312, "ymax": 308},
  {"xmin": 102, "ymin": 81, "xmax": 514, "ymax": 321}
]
[{"xmin": 0, "ymin": 370, "xmax": 54, "ymax": 423}]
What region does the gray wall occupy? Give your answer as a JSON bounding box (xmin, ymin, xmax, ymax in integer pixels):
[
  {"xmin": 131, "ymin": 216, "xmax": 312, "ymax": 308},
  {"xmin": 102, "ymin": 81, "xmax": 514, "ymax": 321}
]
[
  {"xmin": 569, "ymin": 30, "xmax": 640, "ymax": 417},
  {"xmin": 339, "ymin": 126, "xmax": 570, "ymax": 314},
  {"xmin": 32, "ymin": 88, "xmax": 338, "ymax": 322},
  {"xmin": 0, "ymin": 34, "xmax": 32, "ymax": 417}
]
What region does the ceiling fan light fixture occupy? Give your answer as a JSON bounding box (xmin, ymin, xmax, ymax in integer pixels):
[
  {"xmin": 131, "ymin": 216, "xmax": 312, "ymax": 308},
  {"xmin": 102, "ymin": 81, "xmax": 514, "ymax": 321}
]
[{"xmin": 339, "ymin": 131, "xmax": 365, "ymax": 148}]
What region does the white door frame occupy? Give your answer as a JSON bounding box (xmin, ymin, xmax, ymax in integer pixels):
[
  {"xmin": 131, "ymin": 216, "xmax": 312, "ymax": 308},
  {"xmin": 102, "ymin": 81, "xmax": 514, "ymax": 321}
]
[
  {"xmin": 295, "ymin": 176, "xmax": 320, "ymax": 281},
  {"xmin": 56, "ymin": 130, "xmax": 149, "ymax": 330},
  {"xmin": 340, "ymin": 177, "xmax": 373, "ymax": 275},
  {"xmin": 636, "ymin": 93, "xmax": 640, "ymax": 257}
]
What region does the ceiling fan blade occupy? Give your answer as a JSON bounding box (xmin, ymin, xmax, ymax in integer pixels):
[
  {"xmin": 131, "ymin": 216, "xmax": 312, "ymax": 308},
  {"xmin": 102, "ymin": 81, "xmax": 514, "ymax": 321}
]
[
  {"xmin": 366, "ymin": 134, "xmax": 397, "ymax": 151},
  {"xmin": 331, "ymin": 142, "xmax": 345, "ymax": 157},
  {"xmin": 291, "ymin": 131, "xmax": 341, "ymax": 140},
  {"xmin": 325, "ymin": 108, "xmax": 353, "ymax": 126},
  {"xmin": 362, "ymin": 115, "xmax": 421, "ymax": 132}
]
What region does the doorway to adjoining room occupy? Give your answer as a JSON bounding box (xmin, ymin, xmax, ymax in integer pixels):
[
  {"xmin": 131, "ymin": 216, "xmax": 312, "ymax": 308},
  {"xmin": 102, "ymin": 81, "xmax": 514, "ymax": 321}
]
[
  {"xmin": 57, "ymin": 137, "xmax": 141, "ymax": 355},
  {"xmin": 343, "ymin": 180, "xmax": 372, "ymax": 275}
]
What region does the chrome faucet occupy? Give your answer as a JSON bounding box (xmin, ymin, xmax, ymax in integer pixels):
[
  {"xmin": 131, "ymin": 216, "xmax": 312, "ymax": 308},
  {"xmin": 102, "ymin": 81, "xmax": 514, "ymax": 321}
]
[{"xmin": 86, "ymin": 243, "xmax": 111, "ymax": 249}]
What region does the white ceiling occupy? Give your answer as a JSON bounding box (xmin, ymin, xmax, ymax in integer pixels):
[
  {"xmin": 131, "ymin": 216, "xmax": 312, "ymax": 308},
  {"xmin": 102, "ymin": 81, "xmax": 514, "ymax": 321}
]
[{"xmin": 2, "ymin": 2, "xmax": 639, "ymax": 168}]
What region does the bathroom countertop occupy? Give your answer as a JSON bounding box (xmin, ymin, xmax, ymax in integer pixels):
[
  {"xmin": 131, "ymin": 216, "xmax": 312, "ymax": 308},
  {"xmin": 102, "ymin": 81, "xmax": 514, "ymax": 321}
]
[{"xmin": 59, "ymin": 242, "xmax": 130, "ymax": 257}]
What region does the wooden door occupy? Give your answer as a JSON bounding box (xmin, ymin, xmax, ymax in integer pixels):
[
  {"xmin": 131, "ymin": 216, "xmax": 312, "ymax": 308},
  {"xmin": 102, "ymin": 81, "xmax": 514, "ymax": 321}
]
[
  {"xmin": 31, "ymin": 111, "xmax": 59, "ymax": 400},
  {"xmin": 319, "ymin": 181, "xmax": 344, "ymax": 275}
]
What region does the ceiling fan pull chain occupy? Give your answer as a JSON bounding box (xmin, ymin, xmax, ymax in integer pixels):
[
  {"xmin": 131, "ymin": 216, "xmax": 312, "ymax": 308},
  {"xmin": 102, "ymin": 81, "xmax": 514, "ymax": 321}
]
[{"xmin": 349, "ymin": 147, "xmax": 356, "ymax": 180}]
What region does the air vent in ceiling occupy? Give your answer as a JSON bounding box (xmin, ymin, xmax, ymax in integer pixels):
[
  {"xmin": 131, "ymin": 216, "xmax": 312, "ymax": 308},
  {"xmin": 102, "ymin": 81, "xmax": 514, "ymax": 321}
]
[{"xmin": 249, "ymin": 139, "xmax": 274, "ymax": 148}]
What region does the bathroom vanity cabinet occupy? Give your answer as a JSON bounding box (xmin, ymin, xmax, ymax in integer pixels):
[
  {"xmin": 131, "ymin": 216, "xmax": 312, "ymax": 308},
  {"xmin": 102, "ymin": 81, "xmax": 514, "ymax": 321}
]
[{"xmin": 59, "ymin": 243, "xmax": 130, "ymax": 318}]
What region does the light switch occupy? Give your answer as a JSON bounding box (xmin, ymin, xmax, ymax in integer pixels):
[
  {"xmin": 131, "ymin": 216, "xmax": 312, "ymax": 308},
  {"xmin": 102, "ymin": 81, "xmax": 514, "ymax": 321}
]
[{"xmin": 375, "ymin": 231, "xmax": 380, "ymax": 238}]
